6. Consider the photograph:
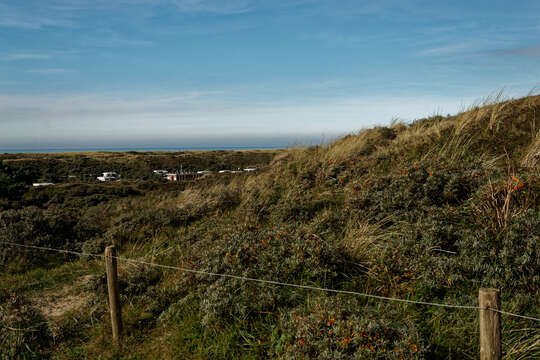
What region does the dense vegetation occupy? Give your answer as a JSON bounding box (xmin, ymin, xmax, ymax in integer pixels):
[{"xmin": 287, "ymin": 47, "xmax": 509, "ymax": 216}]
[
  {"xmin": 0, "ymin": 149, "xmax": 277, "ymax": 184},
  {"xmin": 1, "ymin": 95, "xmax": 539, "ymax": 359}
]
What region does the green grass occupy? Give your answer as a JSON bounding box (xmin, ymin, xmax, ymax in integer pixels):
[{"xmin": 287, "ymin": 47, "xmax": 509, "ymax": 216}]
[{"xmin": 1, "ymin": 260, "xmax": 101, "ymax": 293}]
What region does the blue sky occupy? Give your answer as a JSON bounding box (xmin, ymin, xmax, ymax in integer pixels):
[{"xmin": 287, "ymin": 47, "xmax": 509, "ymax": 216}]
[{"xmin": 1, "ymin": 0, "xmax": 539, "ymax": 150}]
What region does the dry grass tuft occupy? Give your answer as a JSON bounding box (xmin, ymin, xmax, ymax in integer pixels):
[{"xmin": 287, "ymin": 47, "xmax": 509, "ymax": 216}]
[
  {"xmin": 504, "ymin": 329, "xmax": 540, "ymax": 360},
  {"xmin": 522, "ymin": 132, "xmax": 540, "ymax": 168},
  {"xmin": 323, "ymin": 127, "xmax": 398, "ymax": 162},
  {"xmin": 340, "ymin": 220, "xmax": 385, "ymax": 265}
]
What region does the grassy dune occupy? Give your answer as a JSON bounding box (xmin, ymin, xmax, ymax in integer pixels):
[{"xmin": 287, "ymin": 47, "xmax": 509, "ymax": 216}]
[{"xmin": 1, "ymin": 95, "xmax": 539, "ymax": 359}]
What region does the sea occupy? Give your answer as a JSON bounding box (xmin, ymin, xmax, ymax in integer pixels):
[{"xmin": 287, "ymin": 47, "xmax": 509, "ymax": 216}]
[{"xmin": 0, "ymin": 145, "xmax": 289, "ymax": 154}]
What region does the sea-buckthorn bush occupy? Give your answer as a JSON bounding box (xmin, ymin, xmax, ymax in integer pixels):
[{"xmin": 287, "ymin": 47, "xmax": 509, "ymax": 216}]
[
  {"xmin": 280, "ymin": 296, "xmax": 424, "ymax": 360},
  {"xmin": 0, "ymin": 176, "xmax": 26, "ymax": 202},
  {"xmin": 183, "ymin": 225, "xmax": 351, "ymax": 327},
  {"xmin": 0, "ymin": 207, "xmax": 80, "ymax": 266},
  {"xmin": 456, "ymin": 209, "xmax": 540, "ymax": 292},
  {"xmin": 346, "ymin": 163, "xmax": 480, "ymax": 223},
  {"xmin": 275, "ymin": 193, "xmax": 343, "ymax": 222},
  {"xmin": 374, "ymin": 206, "xmax": 467, "ymax": 289},
  {"xmin": 471, "ymin": 173, "xmax": 540, "ymax": 230}
]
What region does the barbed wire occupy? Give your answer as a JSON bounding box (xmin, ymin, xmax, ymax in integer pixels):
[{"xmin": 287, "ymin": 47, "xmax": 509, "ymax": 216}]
[{"xmin": 1, "ymin": 241, "xmax": 539, "ymax": 322}]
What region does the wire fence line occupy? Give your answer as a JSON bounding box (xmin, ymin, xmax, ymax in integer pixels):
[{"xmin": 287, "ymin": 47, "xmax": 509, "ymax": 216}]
[{"xmin": 1, "ymin": 241, "xmax": 539, "ymax": 322}]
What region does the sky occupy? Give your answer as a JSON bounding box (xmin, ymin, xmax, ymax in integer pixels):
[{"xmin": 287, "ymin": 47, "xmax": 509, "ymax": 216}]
[{"xmin": 0, "ymin": 0, "xmax": 539, "ymax": 150}]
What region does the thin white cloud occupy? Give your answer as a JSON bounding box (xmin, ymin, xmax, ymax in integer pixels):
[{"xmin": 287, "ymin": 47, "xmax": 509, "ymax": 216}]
[
  {"xmin": 0, "ymin": 80, "xmax": 20, "ymax": 86},
  {"xmin": 309, "ymin": 31, "xmax": 413, "ymax": 48},
  {"xmin": 299, "ymin": 0, "xmax": 384, "ymax": 18},
  {"xmin": 0, "ymin": 91, "xmax": 475, "ymax": 146},
  {"xmin": 0, "ymin": 0, "xmax": 330, "ymax": 31},
  {"xmin": 0, "ymin": 14, "xmax": 64, "ymax": 29},
  {"xmin": 81, "ymin": 31, "xmax": 153, "ymax": 47},
  {"xmin": 169, "ymin": 0, "xmax": 253, "ymax": 14},
  {"xmin": 419, "ymin": 37, "xmax": 514, "ymax": 57},
  {"xmin": 0, "ymin": 1, "xmax": 222, "ymax": 31},
  {"xmin": 1, "ymin": 52, "xmax": 52, "ymax": 61},
  {"xmin": 420, "ymin": 42, "xmax": 473, "ymax": 56},
  {"xmin": 0, "ymin": 2, "xmax": 72, "ymax": 29},
  {"xmin": 151, "ymin": 20, "xmax": 254, "ymax": 36},
  {"xmin": 490, "ymin": 45, "xmax": 540, "ymax": 58},
  {"xmin": 168, "ymin": 0, "xmax": 321, "ymax": 15},
  {"xmin": 26, "ymin": 68, "xmax": 72, "ymax": 74},
  {"xmin": 0, "ymin": 1, "xmax": 145, "ymax": 29}
]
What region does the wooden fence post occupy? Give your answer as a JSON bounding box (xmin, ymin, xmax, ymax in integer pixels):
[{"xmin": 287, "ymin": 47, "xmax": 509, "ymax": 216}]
[
  {"xmin": 105, "ymin": 245, "xmax": 122, "ymax": 344},
  {"xmin": 479, "ymin": 288, "xmax": 501, "ymax": 360}
]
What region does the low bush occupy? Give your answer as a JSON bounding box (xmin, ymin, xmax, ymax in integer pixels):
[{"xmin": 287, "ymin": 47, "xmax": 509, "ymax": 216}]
[{"xmin": 280, "ymin": 296, "xmax": 425, "ymax": 359}]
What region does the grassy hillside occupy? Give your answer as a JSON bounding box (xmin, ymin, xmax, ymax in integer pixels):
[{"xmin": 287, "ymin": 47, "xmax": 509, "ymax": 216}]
[{"xmin": 1, "ymin": 95, "xmax": 539, "ymax": 359}]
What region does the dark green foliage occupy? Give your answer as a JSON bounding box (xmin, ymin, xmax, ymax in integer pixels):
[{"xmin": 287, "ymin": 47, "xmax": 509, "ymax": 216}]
[
  {"xmin": 184, "ymin": 225, "xmax": 351, "ymax": 327},
  {"xmin": 281, "ymin": 296, "xmax": 424, "ymax": 359},
  {"xmin": 0, "ymin": 207, "xmax": 77, "ymax": 266},
  {"xmin": 347, "ymin": 163, "xmax": 480, "ymax": 224},
  {"xmin": 0, "ymin": 177, "xmax": 26, "ymax": 201},
  {"xmin": 22, "ymin": 183, "xmax": 143, "ymax": 209},
  {"xmin": 277, "ymin": 194, "xmax": 343, "ymax": 222},
  {"xmin": 457, "ymin": 210, "xmax": 540, "ymax": 292},
  {"xmin": 0, "ymin": 206, "xmax": 106, "ymax": 266},
  {"xmin": 0, "ymin": 149, "xmax": 277, "ymax": 184}
]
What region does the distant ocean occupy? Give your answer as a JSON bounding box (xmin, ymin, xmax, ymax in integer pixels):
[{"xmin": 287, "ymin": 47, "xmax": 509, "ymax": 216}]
[{"xmin": 0, "ymin": 145, "xmax": 289, "ymax": 154}]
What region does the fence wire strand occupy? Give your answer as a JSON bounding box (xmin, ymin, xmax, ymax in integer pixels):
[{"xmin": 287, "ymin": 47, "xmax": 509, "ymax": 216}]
[{"xmin": 1, "ymin": 241, "xmax": 539, "ymax": 322}]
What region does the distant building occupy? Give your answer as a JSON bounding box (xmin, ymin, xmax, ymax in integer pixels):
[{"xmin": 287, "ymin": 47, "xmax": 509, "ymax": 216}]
[
  {"xmin": 218, "ymin": 170, "xmax": 231, "ymax": 174},
  {"xmin": 97, "ymin": 172, "xmax": 118, "ymax": 182},
  {"xmin": 197, "ymin": 170, "xmax": 212, "ymax": 175},
  {"xmin": 33, "ymin": 183, "xmax": 54, "ymax": 187},
  {"xmin": 166, "ymin": 173, "xmax": 178, "ymax": 181},
  {"xmin": 153, "ymin": 170, "xmax": 168, "ymax": 176},
  {"xmin": 244, "ymin": 167, "xmax": 257, "ymax": 172}
]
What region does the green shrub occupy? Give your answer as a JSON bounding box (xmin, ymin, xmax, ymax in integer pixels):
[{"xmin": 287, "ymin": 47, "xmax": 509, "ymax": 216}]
[
  {"xmin": 281, "ymin": 296, "xmax": 425, "ymax": 359},
  {"xmin": 457, "ymin": 209, "xmax": 540, "ymax": 292},
  {"xmin": 171, "ymin": 225, "xmax": 352, "ymax": 328}
]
